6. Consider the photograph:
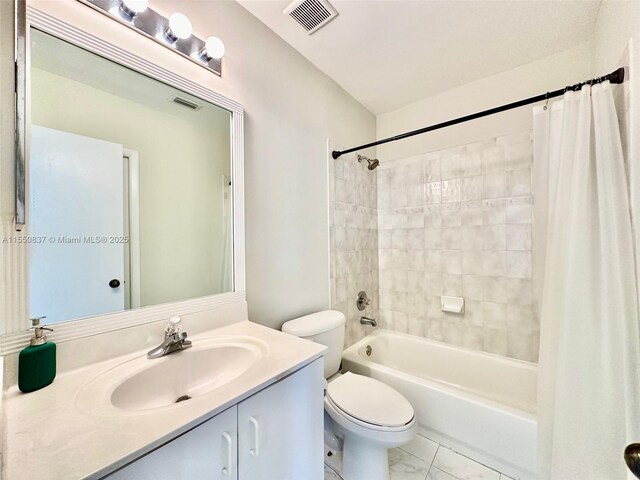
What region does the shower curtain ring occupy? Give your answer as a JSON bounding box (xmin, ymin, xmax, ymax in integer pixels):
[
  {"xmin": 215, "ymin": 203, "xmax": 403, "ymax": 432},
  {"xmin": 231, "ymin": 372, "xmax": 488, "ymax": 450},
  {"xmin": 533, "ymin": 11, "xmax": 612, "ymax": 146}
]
[{"xmin": 543, "ymin": 92, "xmax": 549, "ymax": 110}]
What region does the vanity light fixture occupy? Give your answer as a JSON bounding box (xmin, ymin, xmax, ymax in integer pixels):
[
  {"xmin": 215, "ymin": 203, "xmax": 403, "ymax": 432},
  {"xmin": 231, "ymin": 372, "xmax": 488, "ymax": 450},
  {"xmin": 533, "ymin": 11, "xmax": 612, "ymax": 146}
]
[
  {"xmin": 200, "ymin": 36, "xmax": 225, "ymax": 60},
  {"xmin": 77, "ymin": 0, "xmax": 223, "ymax": 76},
  {"xmin": 119, "ymin": 0, "xmax": 148, "ymax": 18},
  {"xmin": 165, "ymin": 12, "xmax": 192, "ymax": 42}
]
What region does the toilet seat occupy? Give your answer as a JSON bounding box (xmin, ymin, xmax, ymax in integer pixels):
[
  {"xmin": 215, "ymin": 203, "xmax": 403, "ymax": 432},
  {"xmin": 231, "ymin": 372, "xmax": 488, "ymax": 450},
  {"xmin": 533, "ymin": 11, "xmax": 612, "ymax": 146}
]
[{"xmin": 326, "ymin": 372, "xmax": 414, "ymax": 430}]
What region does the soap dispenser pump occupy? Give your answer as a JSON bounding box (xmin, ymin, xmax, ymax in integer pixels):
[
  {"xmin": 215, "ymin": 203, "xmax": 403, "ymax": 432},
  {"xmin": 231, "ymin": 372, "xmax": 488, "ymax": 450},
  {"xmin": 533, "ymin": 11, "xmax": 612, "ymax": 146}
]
[{"xmin": 18, "ymin": 316, "xmax": 56, "ymax": 393}]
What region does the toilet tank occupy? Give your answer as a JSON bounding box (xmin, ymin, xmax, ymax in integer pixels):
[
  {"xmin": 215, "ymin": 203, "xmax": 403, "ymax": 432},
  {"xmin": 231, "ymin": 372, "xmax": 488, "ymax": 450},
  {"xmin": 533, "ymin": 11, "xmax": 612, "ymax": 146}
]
[{"xmin": 281, "ymin": 310, "xmax": 346, "ymax": 379}]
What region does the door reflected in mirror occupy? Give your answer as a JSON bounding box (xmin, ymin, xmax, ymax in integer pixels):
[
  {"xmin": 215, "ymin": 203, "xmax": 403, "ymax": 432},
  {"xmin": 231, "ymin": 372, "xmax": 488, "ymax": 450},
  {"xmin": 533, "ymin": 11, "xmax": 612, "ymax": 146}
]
[{"xmin": 28, "ymin": 28, "xmax": 233, "ymax": 325}]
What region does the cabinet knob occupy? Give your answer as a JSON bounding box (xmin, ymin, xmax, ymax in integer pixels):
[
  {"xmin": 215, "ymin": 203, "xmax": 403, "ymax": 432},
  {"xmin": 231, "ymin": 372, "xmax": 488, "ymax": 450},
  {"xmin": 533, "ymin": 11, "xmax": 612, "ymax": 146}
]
[{"xmin": 109, "ymin": 279, "xmax": 121, "ymax": 288}]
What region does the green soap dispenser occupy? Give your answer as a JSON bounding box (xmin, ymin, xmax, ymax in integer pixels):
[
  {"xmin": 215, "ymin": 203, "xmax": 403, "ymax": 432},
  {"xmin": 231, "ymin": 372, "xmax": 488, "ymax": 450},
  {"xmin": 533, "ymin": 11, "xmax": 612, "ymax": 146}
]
[{"xmin": 18, "ymin": 317, "xmax": 56, "ymax": 393}]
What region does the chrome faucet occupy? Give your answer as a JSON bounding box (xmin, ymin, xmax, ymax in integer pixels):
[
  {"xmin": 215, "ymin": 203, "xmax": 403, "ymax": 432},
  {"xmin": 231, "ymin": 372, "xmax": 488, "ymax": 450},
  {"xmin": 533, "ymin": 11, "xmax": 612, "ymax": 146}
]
[
  {"xmin": 147, "ymin": 316, "xmax": 192, "ymax": 359},
  {"xmin": 360, "ymin": 316, "xmax": 377, "ymax": 327}
]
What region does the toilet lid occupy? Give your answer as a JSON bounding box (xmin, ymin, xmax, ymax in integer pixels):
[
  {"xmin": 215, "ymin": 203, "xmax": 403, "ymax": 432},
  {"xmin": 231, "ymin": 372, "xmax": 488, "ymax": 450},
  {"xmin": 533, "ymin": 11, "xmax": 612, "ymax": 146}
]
[{"xmin": 326, "ymin": 372, "xmax": 414, "ymax": 427}]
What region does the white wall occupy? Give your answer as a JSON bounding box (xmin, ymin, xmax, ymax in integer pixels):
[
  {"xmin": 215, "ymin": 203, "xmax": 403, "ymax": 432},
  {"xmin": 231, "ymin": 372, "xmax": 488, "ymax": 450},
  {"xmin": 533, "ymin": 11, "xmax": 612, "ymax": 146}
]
[
  {"xmin": 590, "ymin": 0, "xmax": 640, "ymax": 73},
  {"xmin": 590, "ymin": 0, "xmax": 640, "ymax": 299},
  {"xmin": 0, "ymin": 0, "xmax": 376, "ymax": 332},
  {"xmin": 376, "ymin": 43, "xmax": 591, "ymax": 161}
]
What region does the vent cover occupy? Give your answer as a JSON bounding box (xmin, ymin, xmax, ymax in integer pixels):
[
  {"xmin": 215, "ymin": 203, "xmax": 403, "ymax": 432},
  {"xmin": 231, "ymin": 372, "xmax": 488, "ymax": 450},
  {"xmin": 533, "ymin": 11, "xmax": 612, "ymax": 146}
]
[
  {"xmin": 283, "ymin": 0, "xmax": 338, "ymax": 35},
  {"xmin": 169, "ymin": 96, "xmax": 202, "ymax": 111}
]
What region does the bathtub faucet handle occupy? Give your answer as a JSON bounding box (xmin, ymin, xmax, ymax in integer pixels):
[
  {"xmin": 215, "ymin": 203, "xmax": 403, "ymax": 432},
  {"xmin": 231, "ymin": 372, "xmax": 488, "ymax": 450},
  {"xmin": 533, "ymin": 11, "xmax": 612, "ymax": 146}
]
[
  {"xmin": 357, "ymin": 291, "xmax": 371, "ymax": 311},
  {"xmin": 360, "ymin": 316, "xmax": 377, "ymax": 327}
]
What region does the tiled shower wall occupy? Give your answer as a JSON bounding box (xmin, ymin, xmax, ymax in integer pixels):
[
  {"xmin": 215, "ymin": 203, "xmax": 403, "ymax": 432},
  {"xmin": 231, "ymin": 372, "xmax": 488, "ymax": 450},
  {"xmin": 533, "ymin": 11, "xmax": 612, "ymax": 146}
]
[
  {"xmin": 329, "ymin": 149, "xmax": 379, "ymax": 347},
  {"xmin": 376, "ymin": 132, "xmax": 538, "ymax": 362}
]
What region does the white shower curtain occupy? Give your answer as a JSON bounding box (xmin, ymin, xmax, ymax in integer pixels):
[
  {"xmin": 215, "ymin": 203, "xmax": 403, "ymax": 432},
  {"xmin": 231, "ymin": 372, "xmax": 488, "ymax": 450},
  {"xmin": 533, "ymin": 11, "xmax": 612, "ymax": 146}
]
[{"xmin": 534, "ymin": 83, "xmax": 640, "ymax": 479}]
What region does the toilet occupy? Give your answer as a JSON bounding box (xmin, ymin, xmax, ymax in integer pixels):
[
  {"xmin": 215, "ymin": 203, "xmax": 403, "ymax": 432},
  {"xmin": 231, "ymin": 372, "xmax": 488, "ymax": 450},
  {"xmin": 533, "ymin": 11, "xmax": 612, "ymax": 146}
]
[{"xmin": 282, "ymin": 310, "xmax": 416, "ymax": 480}]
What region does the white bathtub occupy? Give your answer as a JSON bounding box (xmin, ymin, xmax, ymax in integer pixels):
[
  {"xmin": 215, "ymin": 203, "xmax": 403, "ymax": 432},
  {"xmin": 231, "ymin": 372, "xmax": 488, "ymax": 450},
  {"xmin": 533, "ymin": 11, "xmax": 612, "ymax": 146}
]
[{"xmin": 342, "ymin": 330, "xmax": 537, "ymax": 480}]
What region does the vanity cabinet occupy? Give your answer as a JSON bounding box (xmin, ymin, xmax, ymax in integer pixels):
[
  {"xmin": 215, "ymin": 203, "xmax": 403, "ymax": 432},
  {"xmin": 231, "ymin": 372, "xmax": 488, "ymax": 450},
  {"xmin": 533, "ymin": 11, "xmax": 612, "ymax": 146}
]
[
  {"xmin": 106, "ymin": 405, "xmax": 238, "ymax": 480},
  {"xmin": 104, "ymin": 359, "xmax": 324, "ymax": 480},
  {"xmin": 238, "ymin": 358, "xmax": 324, "ymax": 479}
]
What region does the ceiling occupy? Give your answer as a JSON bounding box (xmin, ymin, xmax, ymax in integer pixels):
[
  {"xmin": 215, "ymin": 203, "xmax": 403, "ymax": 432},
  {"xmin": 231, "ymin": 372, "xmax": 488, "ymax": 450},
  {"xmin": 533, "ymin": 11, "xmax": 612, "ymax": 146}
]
[{"xmin": 237, "ymin": 0, "xmax": 602, "ymax": 115}]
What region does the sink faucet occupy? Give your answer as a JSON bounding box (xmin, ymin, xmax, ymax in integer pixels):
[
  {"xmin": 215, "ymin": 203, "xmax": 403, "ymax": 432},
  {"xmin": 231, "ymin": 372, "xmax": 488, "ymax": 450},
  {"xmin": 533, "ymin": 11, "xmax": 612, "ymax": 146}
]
[
  {"xmin": 147, "ymin": 316, "xmax": 192, "ymax": 359},
  {"xmin": 360, "ymin": 316, "xmax": 377, "ymax": 327}
]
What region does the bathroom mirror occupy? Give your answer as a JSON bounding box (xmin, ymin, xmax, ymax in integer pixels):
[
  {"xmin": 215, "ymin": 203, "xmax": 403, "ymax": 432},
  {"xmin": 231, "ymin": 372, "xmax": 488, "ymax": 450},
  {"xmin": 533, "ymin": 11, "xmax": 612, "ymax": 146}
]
[{"xmin": 18, "ymin": 25, "xmax": 240, "ymax": 327}]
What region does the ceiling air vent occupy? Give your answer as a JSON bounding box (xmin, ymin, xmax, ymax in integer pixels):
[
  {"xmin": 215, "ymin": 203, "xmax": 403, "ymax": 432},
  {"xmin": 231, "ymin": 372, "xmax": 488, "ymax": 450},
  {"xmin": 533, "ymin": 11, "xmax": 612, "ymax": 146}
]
[
  {"xmin": 283, "ymin": 0, "xmax": 338, "ymax": 35},
  {"xmin": 169, "ymin": 96, "xmax": 202, "ymax": 111}
]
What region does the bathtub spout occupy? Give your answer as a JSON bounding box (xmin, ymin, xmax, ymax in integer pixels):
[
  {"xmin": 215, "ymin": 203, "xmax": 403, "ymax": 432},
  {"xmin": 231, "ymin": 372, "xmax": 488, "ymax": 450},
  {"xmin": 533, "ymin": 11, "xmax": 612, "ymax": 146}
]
[{"xmin": 360, "ymin": 316, "xmax": 377, "ymax": 327}]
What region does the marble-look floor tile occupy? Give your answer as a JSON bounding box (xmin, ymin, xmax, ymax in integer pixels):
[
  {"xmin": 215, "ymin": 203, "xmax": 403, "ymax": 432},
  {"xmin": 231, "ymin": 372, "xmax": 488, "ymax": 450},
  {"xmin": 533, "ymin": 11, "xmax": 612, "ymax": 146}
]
[
  {"xmin": 400, "ymin": 434, "xmax": 439, "ymax": 464},
  {"xmin": 432, "ymin": 447, "xmax": 500, "ymax": 480},
  {"xmin": 324, "ymin": 464, "xmax": 342, "ymax": 480},
  {"xmin": 427, "ymin": 466, "xmax": 458, "ymax": 480},
  {"xmin": 499, "ymin": 475, "xmax": 515, "ymax": 480},
  {"xmin": 389, "ymin": 448, "xmax": 430, "ymax": 480}
]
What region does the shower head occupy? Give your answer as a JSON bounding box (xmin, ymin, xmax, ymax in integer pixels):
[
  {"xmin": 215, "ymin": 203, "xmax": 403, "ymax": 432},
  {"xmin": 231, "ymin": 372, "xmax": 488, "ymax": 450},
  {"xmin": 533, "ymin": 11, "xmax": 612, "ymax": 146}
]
[{"xmin": 357, "ymin": 154, "xmax": 380, "ymax": 171}]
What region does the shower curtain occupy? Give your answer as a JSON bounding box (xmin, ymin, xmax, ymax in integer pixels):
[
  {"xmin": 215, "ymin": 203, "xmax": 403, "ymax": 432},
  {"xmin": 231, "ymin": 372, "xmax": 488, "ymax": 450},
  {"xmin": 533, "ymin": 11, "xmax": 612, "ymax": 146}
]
[{"xmin": 534, "ymin": 82, "xmax": 640, "ymax": 479}]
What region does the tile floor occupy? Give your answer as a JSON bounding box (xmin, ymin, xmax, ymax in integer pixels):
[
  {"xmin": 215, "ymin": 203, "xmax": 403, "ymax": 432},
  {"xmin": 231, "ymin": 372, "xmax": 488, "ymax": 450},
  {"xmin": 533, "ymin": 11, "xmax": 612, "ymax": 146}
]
[{"xmin": 324, "ymin": 434, "xmax": 515, "ymax": 480}]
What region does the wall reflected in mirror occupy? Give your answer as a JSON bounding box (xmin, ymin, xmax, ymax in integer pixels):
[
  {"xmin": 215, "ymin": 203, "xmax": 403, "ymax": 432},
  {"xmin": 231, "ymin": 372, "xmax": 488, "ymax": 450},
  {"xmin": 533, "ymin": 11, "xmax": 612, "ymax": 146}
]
[{"xmin": 28, "ymin": 28, "xmax": 233, "ymax": 325}]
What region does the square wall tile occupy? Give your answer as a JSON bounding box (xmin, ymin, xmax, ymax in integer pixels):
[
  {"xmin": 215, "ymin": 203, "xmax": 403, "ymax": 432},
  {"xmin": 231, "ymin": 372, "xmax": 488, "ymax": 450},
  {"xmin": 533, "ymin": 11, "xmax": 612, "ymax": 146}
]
[
  {"xmin": 506, "ymin": 224, "xmax": 531, "ymax": 251},
  {"xmin": 484, "ymin": 328, "xmax": 508, "ymax": 356},
  {"xmin": 483, "ymin": 301, "xmax": 507, "ymax": 329},
  {"xmin": 461, "ymin": 201, "xmax": 483, "ymax": 226},
  {"xmin": 506, "ymin": 168, "xmax": 531, "ymax": 196},
  {"xmin": 483, "ymin": 172, "xmax": 505, "ymax": 199},
  {"xmin": 483, "ymin": 199, "xmax": 506, "ymax": 225},
  {"xmin": 506, "ymin": 251, "xmax": 532, "ymax": 278},
  {"xmin": 482, "ymin": 251, "xmax": 506, "ymax": 276},
  {"xmin": 462, "ymin": 251, "xmax": 484, "ymax": 275},
  {"xmin": 442, "ymin": 179, "xmax": 461, "ymax": 203},
  {"xmin": 427, "ymin": 182, "xmax": 443, "ymax": 204},
  {"xmin": 424, "ymin": 157, "xmax": 442, "ymax": 182},
  {"xmin": 442, "ymin": 203, "xmax": 462, "ymax": 226},
  {"xmin": 442, "ymin": 274, "xmax": 463, "ymax": 296},
  {"xmin": 482, "ymin": 146, "xmax": 505, "ymax": 173},
  {"xmin": 442, "ymin": 227, "xmax": 462, "ymax": 250},
  {"xmin": 483, "ymin": 225, "xmax": 506, "ymax": 251},
  {"xmin": 424, "ymin": 228, "xmax": 442, "ymax": 249},
  {"xmin": 442, "ymin": 250, "xmax": 462, "ymax": 274},
  {"xmin": 441, "ymin": 154, "xmax": 461, "ymax": 180},
  {"xmin": 462, "ymin": 275, "xmax": 484, "ymax": 301},
  {"xmin": 461, "ymin": 150, "xmax": 482, "ymax": 177},
  {"xmin": 461, "ymin": 175, "xmax": 483, "ymax": 201},
  {"xmin": 505, "ymin": 198, "xmax": 532, "ymax": 224}
]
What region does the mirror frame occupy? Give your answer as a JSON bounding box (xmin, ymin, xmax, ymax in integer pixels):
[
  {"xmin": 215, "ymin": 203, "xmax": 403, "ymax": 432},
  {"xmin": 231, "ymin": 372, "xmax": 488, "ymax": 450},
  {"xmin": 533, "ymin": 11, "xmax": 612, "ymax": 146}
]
[{"xmin": 2, "ymin": 4, "xmax": 245, "ymax": 354}]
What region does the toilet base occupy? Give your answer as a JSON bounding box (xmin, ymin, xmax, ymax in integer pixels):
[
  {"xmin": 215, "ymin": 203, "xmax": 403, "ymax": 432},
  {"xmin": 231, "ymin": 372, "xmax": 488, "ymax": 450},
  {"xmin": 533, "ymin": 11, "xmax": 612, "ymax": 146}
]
[{"xmin": 342, "ymin": 436, "xmax": 390, "ymax": 480}]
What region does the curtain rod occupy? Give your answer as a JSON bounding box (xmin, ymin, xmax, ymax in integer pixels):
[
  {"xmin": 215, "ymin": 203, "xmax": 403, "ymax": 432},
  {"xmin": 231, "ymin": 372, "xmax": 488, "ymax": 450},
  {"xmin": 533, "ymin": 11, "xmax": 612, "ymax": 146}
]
[{"xmin": 331, "ymin": 67, "xmax": 625, "ymax": 160}]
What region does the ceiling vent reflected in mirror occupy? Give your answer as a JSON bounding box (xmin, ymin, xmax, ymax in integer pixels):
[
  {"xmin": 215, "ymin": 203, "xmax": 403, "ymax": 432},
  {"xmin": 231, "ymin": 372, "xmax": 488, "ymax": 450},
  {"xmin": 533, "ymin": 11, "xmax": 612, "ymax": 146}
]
[
  {"xmin": 169, "ymin": 96, "xmax": 203, "ymax": 111},
  {"xmin": 283, "ymin": 0, "xmax": 338, "ymax": 35}
]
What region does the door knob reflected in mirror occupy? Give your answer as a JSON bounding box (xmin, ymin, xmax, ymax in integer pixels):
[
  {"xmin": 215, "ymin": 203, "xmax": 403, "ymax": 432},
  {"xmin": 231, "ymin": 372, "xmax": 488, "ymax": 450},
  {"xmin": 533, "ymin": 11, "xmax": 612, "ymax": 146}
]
[
  {"xmin": 109, "ymin": 279, "xmax": 121, "ymax": 289},
  {"xmin": 625, "ymin": 444, "xmax": 640, "ymax": 479}
]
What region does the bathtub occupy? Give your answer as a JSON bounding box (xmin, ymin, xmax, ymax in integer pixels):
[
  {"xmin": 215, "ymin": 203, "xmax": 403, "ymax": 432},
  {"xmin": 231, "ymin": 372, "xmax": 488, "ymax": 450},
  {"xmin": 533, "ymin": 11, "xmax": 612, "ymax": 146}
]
[{"xmin": 341, "ymin": 330, "xmax": 537, "ymax": 480}]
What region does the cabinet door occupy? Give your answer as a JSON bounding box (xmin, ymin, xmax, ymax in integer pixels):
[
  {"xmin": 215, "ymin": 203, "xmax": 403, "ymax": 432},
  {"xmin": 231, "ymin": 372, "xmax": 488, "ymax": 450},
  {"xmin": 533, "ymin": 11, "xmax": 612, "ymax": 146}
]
[
  {"xmin": 105, "ymin": 405, "xmax": 238, "ymax": 480},
  {"xmin": 238, "ymin": 359, "xmax": 324, "ymax": 480}
]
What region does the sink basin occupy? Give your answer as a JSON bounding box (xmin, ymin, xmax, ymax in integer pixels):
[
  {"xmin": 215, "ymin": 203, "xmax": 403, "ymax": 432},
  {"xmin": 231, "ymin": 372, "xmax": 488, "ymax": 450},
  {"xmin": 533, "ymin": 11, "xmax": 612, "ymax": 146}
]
[{"xmin": 76, "ymin": 336, "xmax": 268, "ymax": 414}]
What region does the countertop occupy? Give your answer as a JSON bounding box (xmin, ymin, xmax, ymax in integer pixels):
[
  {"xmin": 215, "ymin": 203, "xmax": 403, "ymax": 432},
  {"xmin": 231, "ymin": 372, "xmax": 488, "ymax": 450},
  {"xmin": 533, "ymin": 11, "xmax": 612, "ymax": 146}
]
[{"xmin": 3, "ymin": 321, "xmax": 326, "ymax": 479}]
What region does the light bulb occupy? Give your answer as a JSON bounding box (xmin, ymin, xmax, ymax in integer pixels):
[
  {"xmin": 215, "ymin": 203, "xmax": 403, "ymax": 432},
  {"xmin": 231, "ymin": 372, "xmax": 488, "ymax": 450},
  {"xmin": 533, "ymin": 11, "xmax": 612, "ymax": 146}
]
[
  {"xmin": 200, "ymin": 36, "xmax": 225, "ymax": 60},
  {"xmin": 166, "ymin": 13, "xmax": 192, "ymax": 41},
  {"xmin": 120, "ymin": 0, "xmax": 148, "ymax": 17}
]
